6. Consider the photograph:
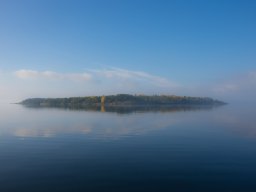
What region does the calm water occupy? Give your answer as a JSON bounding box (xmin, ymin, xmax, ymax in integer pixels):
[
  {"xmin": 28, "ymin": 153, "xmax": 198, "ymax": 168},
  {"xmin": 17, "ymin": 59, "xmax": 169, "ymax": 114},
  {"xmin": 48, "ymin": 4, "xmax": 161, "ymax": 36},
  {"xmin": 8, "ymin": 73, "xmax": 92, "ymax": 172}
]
[{"xmin": 0, "ymin": 103, "xmax": 256, "ymax": 192}]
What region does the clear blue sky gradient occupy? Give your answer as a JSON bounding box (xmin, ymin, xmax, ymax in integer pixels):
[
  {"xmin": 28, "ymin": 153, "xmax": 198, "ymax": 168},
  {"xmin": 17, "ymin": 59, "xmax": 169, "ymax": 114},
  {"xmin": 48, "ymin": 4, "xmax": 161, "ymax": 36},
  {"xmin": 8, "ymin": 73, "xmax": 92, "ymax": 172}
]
[{"xmin": 0, "ymin": 0, "xmax": 256, "ymax": 100}]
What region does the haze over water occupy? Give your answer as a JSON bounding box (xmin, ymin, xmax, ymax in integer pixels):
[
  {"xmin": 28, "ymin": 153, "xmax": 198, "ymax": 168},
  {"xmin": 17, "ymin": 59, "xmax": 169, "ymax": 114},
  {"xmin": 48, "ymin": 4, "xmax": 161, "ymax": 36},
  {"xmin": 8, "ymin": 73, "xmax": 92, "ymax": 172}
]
[
  {"xmin": 1, "ymin": 102, "xmax": 256, "ymax": 192},
  {"xmin": 1, "ymin": 1, "xmax": 256, "ymax": 191}
]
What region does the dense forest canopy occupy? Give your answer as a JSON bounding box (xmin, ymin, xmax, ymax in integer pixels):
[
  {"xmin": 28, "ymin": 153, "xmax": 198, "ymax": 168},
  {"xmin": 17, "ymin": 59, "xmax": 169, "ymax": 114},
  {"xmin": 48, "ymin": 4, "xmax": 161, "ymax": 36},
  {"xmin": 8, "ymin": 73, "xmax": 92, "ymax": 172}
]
[{"xmin": 20, "ymin": 94, "xmax": 226, "ymax": 108}]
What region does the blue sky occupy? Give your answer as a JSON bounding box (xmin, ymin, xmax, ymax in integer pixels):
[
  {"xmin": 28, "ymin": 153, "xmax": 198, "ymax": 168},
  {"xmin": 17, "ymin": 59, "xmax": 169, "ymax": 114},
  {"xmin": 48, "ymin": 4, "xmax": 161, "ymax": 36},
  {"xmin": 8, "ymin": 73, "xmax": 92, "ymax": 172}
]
[{"xmin": 0, "ymin": 0, "xmax": 256, "ymax": 101}]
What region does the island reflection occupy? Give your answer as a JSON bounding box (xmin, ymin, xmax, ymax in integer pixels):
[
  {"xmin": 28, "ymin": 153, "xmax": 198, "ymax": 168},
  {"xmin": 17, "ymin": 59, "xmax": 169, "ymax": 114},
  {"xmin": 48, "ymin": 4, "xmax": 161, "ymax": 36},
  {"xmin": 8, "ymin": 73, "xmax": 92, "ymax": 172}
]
[
  {"xmin": 21, "ymin": 104, "xmax": 222, "ymax": 114},
  {"xmin": 0, "ymin": 104, "xmax": 226, "ymax": 139}
]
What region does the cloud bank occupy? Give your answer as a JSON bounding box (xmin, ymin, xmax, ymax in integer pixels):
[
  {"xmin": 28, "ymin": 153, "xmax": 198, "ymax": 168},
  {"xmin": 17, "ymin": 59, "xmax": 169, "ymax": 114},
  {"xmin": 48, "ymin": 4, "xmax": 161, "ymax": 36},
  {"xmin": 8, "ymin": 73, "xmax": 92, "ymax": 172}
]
[
  {"xmin": 14, "ymin": 68, "xmax": 178, "ymax": 88},
  {"xmin": 88, "ymin": 68, "xmax": 178, "ymax": 88},
  {"xmin": 3, "ymin": 67, "xmax": 179, "ymax": 101},
  {"xmin": 210, "ymin": 70, "xmax": 256, "ymax": 102},
  {"xmin": 15, "ymin": 70, "xmax": 92, "ymax": 81},
  {"xmin": 1, "ymin": 67, "xmax": 255, "ymax": 103},
  {"xmin": 213, "ymin": 71, "xmax": 256, "ymax": 94}
]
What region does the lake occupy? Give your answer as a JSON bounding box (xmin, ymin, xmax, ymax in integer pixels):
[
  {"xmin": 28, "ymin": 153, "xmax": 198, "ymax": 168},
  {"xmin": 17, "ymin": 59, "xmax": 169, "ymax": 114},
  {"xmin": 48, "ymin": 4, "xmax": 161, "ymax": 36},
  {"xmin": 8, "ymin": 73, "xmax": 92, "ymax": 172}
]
[{"xmin": 0, "ymin": 102, "xmax": 256, "ymax": 192}]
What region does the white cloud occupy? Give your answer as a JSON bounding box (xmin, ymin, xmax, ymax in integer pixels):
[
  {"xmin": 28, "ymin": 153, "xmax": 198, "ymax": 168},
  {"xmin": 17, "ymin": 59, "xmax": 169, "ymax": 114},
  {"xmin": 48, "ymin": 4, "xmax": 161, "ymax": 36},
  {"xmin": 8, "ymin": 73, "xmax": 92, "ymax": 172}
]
[
  {"xmin": 14, "ymin": 68, "xmax": 178, "ymax": 88},
  {"xmin": 14, "ymin": 69, "xmax": 92, "ymax": 81},
  {"xmin": 14, "ymin": 69, "xmax": 39, "ymax": 78},
  {"xmin": 89, "ymin": 67, "xmax": 178, "ymax": 88},
  {"xmin": 208, "ymin": 70, "xmax": 256, "ymax": 102},
  {"xmin": 213, "ymin": 83, "xmax": 239, "ymax": 93},
  {"xmin": 9, "ymin": 67, "xmax": 180, "ymax": 100},
  {"xmin": 213, "ymin": 71, "xmax": 256, "ymax": 94},
  {"xmin": 9, "ymin": 67, "xmax": 256, "ymax": 103}
]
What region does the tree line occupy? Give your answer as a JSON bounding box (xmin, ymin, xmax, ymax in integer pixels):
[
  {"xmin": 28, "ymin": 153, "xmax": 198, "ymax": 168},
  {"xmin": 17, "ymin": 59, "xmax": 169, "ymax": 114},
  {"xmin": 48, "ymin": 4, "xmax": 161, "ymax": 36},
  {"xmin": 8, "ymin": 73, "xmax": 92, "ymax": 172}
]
[{"xmin": 20, "ymin": 94, "xmax": 226, "ymax": 108}]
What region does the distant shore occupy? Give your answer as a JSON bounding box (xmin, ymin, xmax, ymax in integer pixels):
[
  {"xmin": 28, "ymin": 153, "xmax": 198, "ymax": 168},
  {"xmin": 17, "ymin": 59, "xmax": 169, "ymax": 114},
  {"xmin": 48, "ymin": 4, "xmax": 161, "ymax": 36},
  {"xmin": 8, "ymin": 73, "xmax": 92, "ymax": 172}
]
[{"xmin": 19, "ymin": 94, "xmax": 226, "ymax": 108}]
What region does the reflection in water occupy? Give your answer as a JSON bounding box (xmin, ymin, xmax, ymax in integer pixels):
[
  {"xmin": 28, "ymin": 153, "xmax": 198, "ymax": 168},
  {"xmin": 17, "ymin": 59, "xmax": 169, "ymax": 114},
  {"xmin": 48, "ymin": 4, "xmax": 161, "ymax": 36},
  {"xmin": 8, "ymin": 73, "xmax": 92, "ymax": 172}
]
[
  {"xmin": 0, "ymin": 104, "xmax": 220, "ymax": 139},
  {"xmin": 1, "ymin": 103, "xmax": 256, "ymax": 192},
  {"xmin": 0, "ymin": 112, "xmax": 177, "ymax": 138},
  {"xmin": 213, "ymin": 104, "xmax": 256, "ymax": 138},
  {"xmin": 21, "ymin": 104, "xmax": 221, "ymax": 114},
  {"xmin": 1, "ymin": 103, "xmax": 256, "ymax": 140}
]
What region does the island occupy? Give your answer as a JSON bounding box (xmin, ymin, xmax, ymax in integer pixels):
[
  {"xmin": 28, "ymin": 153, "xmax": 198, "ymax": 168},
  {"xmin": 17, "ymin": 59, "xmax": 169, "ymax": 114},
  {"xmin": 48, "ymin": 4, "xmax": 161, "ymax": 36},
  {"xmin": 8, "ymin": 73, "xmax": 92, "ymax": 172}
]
[{"xmin": 19, "ymin": 94, "xmax": 226, "ymax": 113}]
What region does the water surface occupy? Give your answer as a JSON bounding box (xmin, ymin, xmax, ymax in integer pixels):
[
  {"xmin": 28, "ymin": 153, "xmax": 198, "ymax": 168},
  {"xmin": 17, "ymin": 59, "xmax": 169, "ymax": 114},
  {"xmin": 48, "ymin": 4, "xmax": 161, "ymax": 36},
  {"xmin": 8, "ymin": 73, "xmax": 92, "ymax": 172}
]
[{"xmin": 0, "ymin": 103, "xmax": 256, "ymax": 191}]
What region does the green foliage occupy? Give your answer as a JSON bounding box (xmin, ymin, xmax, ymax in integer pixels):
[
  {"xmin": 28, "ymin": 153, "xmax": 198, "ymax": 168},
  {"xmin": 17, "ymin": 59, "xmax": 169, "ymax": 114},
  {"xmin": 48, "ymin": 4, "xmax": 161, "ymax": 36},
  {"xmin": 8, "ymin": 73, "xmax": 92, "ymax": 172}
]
[{"xmin": 20, "ymin": 94, "xmax": 226, "ymax": 108}]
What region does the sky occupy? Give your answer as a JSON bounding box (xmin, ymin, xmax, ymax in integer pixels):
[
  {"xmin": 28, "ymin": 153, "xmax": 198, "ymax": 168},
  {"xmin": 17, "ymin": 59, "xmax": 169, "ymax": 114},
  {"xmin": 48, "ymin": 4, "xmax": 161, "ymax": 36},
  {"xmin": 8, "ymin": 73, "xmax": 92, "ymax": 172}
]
[{"xmin": 0, "ymin": 0, "xmax": 256, "ymax": 102}]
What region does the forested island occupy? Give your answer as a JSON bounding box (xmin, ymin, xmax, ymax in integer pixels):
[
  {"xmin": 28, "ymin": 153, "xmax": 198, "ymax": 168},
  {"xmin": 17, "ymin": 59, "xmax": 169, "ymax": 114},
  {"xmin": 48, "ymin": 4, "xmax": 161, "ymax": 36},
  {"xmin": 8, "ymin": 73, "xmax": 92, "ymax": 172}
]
[{"xmin": 20, "ymin": 94, "xmax": 226, "ymax": 111}]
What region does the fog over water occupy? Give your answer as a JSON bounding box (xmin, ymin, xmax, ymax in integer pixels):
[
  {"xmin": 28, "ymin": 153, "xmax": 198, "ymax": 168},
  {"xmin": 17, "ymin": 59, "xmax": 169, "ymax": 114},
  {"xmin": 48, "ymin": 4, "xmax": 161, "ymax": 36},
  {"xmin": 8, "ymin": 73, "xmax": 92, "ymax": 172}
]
[
  {"xmin": 0, "ymin": 102, "xmax": 256, "ymax": 191},
  {"xmin": 1, "ymin": 0, "xmax": 256, "ymax": 191}
]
